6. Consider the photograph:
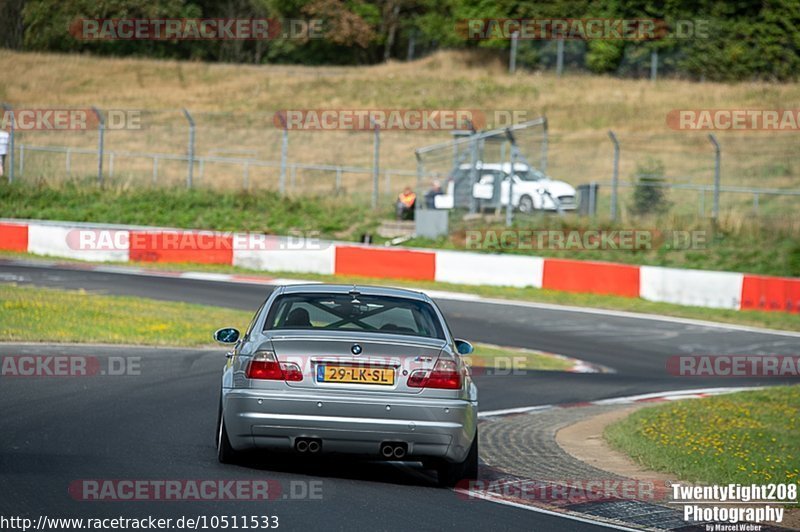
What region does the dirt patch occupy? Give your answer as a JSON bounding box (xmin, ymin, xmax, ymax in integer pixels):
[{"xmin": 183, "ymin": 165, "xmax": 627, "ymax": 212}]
[{"xmin": 555, "ymin": 404, "xmax": 800, "ymax": 530}]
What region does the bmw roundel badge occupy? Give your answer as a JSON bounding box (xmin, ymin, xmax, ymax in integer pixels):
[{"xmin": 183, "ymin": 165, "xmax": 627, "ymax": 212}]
[{"xmin": 351, "ymin": 344, "xmax": 363, "ymax": 355}]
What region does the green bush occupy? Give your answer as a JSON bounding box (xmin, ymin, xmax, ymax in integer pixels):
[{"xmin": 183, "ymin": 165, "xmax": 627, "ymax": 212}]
[
  {"xmin": 630, "ymin": 158, "xmax": 670, "ymax": 216},
  {"xmin": 586, "ymin": 41, "xmax": 625, "ymax": 74}
]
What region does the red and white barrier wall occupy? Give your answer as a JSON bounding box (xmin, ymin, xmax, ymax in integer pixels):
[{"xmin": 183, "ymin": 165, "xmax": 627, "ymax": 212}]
[{"xmin": 1, "ymin": 219, "xmax": 799, "ymax": 314}]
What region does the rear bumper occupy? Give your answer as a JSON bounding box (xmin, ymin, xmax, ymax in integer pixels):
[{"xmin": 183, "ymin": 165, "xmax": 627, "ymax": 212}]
[{"xmin": 223, "ymin": 388, "xmax": 477, "ymax": 463}]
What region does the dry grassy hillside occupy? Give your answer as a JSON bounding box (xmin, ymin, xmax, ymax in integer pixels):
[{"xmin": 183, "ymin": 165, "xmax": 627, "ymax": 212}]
[{"xmin": 2, "ymin": 50, "xmax": 798, "ymax": 214}]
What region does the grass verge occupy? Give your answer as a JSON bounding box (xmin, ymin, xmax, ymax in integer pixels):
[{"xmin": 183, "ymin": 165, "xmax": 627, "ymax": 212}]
[
  {"xmin": 0, "ymin": 183, "xmax": 387, "ymax": 240},
  {"xmin": 2, "ymin": 182, "xmax": 800, "ymax": 277},
  {"xmin": 465, "ymin": 343, "xmax": 575, "ymax": 372},
  {"xmin": 0, "ymin": 283, "xmax": 575, "ymax": 372},
  {"xmin": 605, "ymin": 386, "xmax": 800, "ymax": 491},
  {"xmin": 3, "ymin": 250, "xmax": 800, "ymax": 332},
  {"xmin": 0, "ymin": 283, "xmax": 251, "ymax": 346}
]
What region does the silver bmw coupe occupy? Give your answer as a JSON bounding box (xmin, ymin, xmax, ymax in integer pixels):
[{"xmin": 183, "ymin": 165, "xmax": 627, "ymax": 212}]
[{"xmin": 214, "ymin": 284, "xmax": 479, "ymax": 487}]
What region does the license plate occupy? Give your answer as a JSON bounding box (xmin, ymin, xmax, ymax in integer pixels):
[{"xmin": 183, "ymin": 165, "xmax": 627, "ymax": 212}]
[{"xmin": 316, "ymin": 365, "xmax": 394, "ymax": 385}]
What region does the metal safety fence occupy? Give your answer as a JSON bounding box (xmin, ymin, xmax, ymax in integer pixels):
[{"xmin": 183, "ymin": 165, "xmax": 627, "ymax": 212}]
[{"xmin": 2, "ymin": 104, "xmax": 798, "ymax": 224}]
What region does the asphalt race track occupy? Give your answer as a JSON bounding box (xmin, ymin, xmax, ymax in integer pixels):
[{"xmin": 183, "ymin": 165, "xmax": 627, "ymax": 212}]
[{"xmin": 2, "ymin": 260, "xmax": 799, "ymax": 531}]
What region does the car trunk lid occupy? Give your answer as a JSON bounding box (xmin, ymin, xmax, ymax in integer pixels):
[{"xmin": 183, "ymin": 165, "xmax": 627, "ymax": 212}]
[{"xmin": 269, "ymin": 331, "xmax": 446, "ymax": 394}]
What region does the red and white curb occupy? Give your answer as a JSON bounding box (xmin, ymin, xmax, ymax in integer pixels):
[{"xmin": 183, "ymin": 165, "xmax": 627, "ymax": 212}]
[
  {"xmin": 5, "ymin": 258, "xmax": 615, "ymax": 375},
  {"xmin": 477, "ymin": 386, "xmax": 763, "ymax": 419},
  {"xmin": 3, "ymin": 217, "xmax": 800, "ymax": 314},
  {"xmin": 5, "ymin": 257, "xmax": 800, "ymax": 340}
]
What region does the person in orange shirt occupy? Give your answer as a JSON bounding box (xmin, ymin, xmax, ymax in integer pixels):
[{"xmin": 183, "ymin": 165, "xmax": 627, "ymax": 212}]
[{"xmin": 396, "ymin": 186, "xmax": 416, "ymax": 220}]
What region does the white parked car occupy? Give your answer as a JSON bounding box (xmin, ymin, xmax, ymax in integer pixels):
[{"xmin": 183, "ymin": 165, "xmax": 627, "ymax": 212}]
[{"xmin": 453, "ymin": 162, "xmax": 576, "ymax": 212}]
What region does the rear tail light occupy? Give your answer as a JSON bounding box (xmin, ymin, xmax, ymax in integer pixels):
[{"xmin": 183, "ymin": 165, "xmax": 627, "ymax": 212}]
[
  {"xmin": 281, "ymin": 362, "xmax": 303, "ymax": 381},
  {"xmin": 407, "ymin": 359, "xmax": 461, "ymax": 389},
  {"xmin": 246, "ymin": 351, "xmax": 303, "ymax": 382}
]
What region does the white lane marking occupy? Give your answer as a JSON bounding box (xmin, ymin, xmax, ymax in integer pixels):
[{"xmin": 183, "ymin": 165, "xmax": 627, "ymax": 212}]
[
  {"xmin": 429, "ymin": 294, "xmax": 800, "ymax": 339},
  {"xmin": 419, "ymin": 289, "xmax": 482, "ymax": 301},
  {"xmin": 478, "ymin": 404, "xmax": 554, "ymax": 419},
  {"xmin": 180, "ymin": 272, "xmax": 241, "ymax": 282},
  {"xmin": 590, "ymin": 386, "xmax": 761, "ymax": 405},
  {"xmin": 453, "ymin": 488, "xmax": 641, "ymax": 531},
  {"xmin": 159, "ymin": 270, "xmax": 800, "ymax": 338},
  {"xmin": 391, "ymin": 462, "xmax": 636, "ymax": 531},
  {"xmin": 269, "ymin": 277, "xmax": 321, "ymax": 285},
  {"xmin": 5, "ymin": 258, "xmax": 800, "ymax": 338},
  {"xmin": 479, "ymin": 386, "xmax": 764, "ymax": 419}
]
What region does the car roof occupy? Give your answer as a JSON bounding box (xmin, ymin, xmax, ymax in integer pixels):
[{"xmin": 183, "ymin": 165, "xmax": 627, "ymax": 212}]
[
  {"xmin": 457, "ymin": 162, "xmax": 531, "ymax": 171},
  {"xmin": 279, "ymin": 283, "xmax": 430, "ymax": 302}
]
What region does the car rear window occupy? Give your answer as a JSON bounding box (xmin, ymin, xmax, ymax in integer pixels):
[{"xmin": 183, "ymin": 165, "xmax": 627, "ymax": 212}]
[{"xmin": 265, "ymin": 294, "xmax": 445, "ymax": 339}]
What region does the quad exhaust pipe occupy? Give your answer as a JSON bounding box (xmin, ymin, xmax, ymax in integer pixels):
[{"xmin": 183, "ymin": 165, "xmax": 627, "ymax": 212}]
[
  {"xmin": 380, "ymin": 442, "xmax": 407, "ymax": 460},
  {"xmin": 295, "ymin": 438, "xmax": 322, "ymax": 453}
]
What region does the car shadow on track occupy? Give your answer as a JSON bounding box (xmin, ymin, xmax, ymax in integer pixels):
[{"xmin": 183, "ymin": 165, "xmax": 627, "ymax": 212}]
[{"xmin": 229, "ymin": 451, "xmax": 440, "ymax": 488}]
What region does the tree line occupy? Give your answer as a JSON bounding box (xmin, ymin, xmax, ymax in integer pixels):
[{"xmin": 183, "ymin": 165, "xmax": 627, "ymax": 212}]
[{"xmin": 2, "ymin": 0, "xmax": 798, "ymax": 81}]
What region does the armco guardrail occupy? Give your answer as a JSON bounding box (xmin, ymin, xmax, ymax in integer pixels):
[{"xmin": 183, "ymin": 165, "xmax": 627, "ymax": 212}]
[{"xmin": 0, "ymin": 218, "xmax": 798, "ymax": 314}]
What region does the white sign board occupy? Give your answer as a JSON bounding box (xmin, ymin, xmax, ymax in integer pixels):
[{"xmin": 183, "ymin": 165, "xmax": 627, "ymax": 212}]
[{"xmin": 0, "ymin": 131, "xmax": 8, "ymax": 156}]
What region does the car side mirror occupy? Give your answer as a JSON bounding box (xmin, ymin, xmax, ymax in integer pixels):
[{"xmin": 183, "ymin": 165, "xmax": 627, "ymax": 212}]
[
  {"xmin": 214, "ymin": 327, "xmax": 240, "ymax": 344},
  {"xmin": 455, "ymin": 339, "xmax": 473, "ymax": 355}
]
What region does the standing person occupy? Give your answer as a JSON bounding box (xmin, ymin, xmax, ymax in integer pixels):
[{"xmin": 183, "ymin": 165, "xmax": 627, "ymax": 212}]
[
  {"xmin": 396, "ymin": 186, "xmax": 416, "ymax": 220},
  {"xmin": 0, "ymin": 130, "xmax": 8, "ymax": 178}
]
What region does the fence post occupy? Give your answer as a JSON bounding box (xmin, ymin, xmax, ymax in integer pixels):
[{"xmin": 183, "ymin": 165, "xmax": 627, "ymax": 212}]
[
  {"xmin": 509, "ymin": 31, "xmax": 519, "ymax": 74},
  {"xmin": 182, "ymin": 109, "xmax": 195, "ymax": 188},
  {"xmin": 540, "ymin": 116, "xmax": 548, "ymax": 173},
  {"xmin": 2, "ymin": 103, "xmax": 15, "ymax": 183},
  {"xmin": 371, "ymin": 118, "xmax": 380, "ymax": 209},
  {"xmin": 708, "ymin": 133, "xmax": 721, "ymax": 220},
  {"xmin": 468, "ymin": 134, "xmax": 479, "ymax": 214},
  {"xmin": 556, "ymin": 39, "xmax": 564, "ymax": 77},
  {"xmin": 608, "ymin": 130, "xmax": 620, "ymax": 221},
  {"xmin": 335, "ymin": 166, "xmax": 342, "ymax": 192},
  {"xmin": 277, "ymin": 113, "xmax": 289, "ymax": 194},
  {"xmin": 91, "ymin": 106, "xmax": 105, "ymax": 185},
  {"xmin": 505, "ymin": 129, "xmax": 517, "ymax": 227}
]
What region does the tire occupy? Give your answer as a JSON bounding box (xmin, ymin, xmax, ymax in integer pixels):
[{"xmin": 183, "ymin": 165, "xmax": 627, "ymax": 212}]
[
  {"xmin": 216, "ymin": 397, "xmax": 237, "ymax": 464},
  {"xmin": 518, "ymin": 195, "xmax": 535, "ymax": 213},
  {"xmin": 437, "ymin": 431, "xmax": 478, "ymax": 488}
]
